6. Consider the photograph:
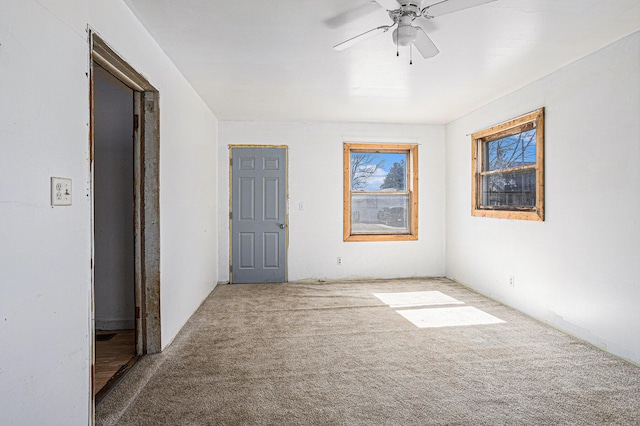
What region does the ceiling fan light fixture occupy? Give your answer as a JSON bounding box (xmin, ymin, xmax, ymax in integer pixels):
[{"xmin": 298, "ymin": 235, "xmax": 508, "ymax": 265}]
[{"xmin": 392, "ymin": 25, "xmax": 417, "ymax": 46}]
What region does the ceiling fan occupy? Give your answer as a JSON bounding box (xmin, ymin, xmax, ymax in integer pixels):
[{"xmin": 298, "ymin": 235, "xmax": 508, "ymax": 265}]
[{"xmin": 333, "ymin": 0, "xmax": 497, "ymax": 63}]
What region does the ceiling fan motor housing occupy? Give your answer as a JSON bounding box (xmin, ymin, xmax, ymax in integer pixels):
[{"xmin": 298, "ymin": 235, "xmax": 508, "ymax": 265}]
[
  {"xmin": 390, "ymin": 4, "xmax": 421, "ymax": 46},
  {"xmin": 389, "ymin": 3, "xmax": 421, "ymax": 22}
]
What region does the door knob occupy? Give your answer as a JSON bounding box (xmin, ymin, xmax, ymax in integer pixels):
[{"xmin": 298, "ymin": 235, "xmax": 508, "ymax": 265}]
[{"xmin": 279, "ymin": 223, "xmax": 286, "ymax": 229}]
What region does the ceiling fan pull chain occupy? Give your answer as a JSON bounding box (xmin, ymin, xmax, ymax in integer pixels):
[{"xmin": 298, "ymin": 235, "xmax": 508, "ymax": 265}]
[{"xmin": 410, "ymin": 44, "xmax": 413, "ymax": 65}]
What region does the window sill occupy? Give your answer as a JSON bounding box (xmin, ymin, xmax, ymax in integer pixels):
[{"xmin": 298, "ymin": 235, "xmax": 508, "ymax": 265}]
[
  {"xmin": 471, "ymin": 208, "xmax": 544, "ymax": 221},
  {"xmin": 344, "ymin": 233, "xmax": 419, "ymax": 242}
]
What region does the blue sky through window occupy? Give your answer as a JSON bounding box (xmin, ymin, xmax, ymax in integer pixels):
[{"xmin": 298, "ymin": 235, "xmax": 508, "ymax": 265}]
[
  {"xmin": 352, "ymin": 152, "xmax": 406, "ymax": 191},
  {"xmin": 485, "ymin": 129, "xmax": 536, "ymax": 171}
]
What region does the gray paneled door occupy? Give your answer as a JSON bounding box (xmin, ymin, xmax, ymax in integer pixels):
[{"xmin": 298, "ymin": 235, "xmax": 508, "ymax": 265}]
[{"xmin": 231, "ymin": 147, "xmax": 287, "ymax": 283}]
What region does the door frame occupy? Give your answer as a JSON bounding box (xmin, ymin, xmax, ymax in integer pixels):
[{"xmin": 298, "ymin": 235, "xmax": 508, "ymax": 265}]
[
  {"xmin": 89, "ymin": 32, "xmax": 162, "ymax": 410},
  {"xmin": 229, "ymin": 145, "xmax": 289, "ymax": 283}
]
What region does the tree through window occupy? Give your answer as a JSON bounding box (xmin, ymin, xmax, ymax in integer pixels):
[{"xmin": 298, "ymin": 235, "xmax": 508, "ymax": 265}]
[{"xmin": 344, "ymin": 143, "xmax": 418, "ymax": 241}]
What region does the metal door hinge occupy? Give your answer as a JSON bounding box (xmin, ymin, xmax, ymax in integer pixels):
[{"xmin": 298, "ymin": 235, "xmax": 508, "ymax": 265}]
[{"xmin": 134, "ymin": 114, "xmax": 139, "ymax": 130}]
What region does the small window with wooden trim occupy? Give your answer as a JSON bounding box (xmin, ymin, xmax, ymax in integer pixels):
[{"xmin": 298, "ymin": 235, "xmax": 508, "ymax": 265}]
[
  {"xmin": 344, "ymin": 143, "xmax": 418, "ymax": 241},
  {"xmin": 472, "ymin": 107, "xmax": 545, "ymax": 221}
]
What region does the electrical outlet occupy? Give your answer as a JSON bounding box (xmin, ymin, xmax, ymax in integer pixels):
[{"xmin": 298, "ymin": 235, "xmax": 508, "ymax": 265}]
[
  {"xmin": 337, "ymin": 257, "xmax": 342, "ymax": 266},
  {"xmin": 509, "ymin": 275, "xmax": 515, "ymax": 287},
  {"xmin": 51, "ymin": 177, "xmax": 72, "ymax": 206}
]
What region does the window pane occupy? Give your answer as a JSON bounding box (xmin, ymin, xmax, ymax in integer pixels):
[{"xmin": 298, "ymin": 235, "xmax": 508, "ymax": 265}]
[
  {"xmin": 482, "ymin": 169, "xmax": 536, "ymax": 207},
  {"xmin": 351, "ymin": 152, "xmax": 406, "ymax": 191},
  {"xmin": 351, "ymin": 193, "xmax": 409, "ymax": 234},
  {"xmin": 483, "ymin": 129, "xmax": 536, "ymax": 172}
]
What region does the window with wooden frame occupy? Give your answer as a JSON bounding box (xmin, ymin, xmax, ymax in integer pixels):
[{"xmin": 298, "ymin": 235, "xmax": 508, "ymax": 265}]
[
  {"xmin": 344, "ymin": 143, "xmax": 418, "ymax": 242},
  {"xmin": 472, "ymin": 107, "xmax": 545, "ymax": 221}
]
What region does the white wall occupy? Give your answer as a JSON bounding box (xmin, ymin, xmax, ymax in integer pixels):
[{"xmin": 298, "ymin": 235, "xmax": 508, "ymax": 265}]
[
  {"xmin": 218, "ymin": 122, "xmax": 446, "ymax": 283},
  {"xmin": 0, "ymin": 2, "xmax": 92, "ymax": 424},
  {"xmin": 0, "ymin": 0, "xmax": 219, "ymax": 423},
  {"xmin": 445, "ymin": 32, "xmax": 640, "ymax": 365}
]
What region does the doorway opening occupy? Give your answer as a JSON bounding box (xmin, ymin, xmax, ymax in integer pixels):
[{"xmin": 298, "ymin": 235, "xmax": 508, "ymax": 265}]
[
  {"xmin": 93, "ymin": 63, "xmax": 136, "ymax": 401},
  {"xmin": 90, "ymin": 34, "xmax": 161, "ymax": 405}
]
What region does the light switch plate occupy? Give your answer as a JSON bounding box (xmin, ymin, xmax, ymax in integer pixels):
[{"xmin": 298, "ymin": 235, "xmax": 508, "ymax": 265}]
[{"xmin": 51, "ymin": 177, "xmax": 72, "ymax": 206}]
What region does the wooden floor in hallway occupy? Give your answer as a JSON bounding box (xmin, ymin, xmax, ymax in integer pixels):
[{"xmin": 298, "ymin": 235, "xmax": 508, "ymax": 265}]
[{"xmin": 95, "ymin": 329, "xmax": 136, "ymax": 401}]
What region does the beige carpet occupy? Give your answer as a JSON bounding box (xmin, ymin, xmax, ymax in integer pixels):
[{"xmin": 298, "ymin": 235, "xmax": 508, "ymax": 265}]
[{"xmin": 97, "ymin": 278, "xmax": 640, "ymax": 425}]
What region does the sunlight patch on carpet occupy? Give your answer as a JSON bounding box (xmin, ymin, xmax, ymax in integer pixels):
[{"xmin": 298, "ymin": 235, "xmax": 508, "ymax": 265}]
[
  {"xmin": 373, "ymin": 291, "xmax": 464, "ymax": 308},
  {"xmin": 397, "ymin": 306, "xmax": 506, "ymax": 328}
]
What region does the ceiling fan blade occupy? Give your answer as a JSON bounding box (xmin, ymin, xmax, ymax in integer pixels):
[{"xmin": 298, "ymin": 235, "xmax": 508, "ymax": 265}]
[
  {"xmin": 422, "ymin": 0, "xmax": 497, "ymax": 18},
  {"xmin": 324, "ymin": 2, "xmax": 381, "ymax": 29},
  {"xmin": 413, "ymin": 27, "xmax": 439, "ymax": 59},
  {"xmin": 374, "ymin": 0, "xmax": 401, "ymax": 11},
  {"xmin": 333, "ymin": 25, "xmax": 392, "ymax": 51},
  {"xmin": 414, "ymin": 18, "xmax": 437, "ymax": 34}
]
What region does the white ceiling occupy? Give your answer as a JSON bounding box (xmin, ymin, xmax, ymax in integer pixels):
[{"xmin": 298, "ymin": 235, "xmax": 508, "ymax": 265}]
[{"xmin": 122, "ymin": 0, "xmax": 640, "ymax": 124}]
